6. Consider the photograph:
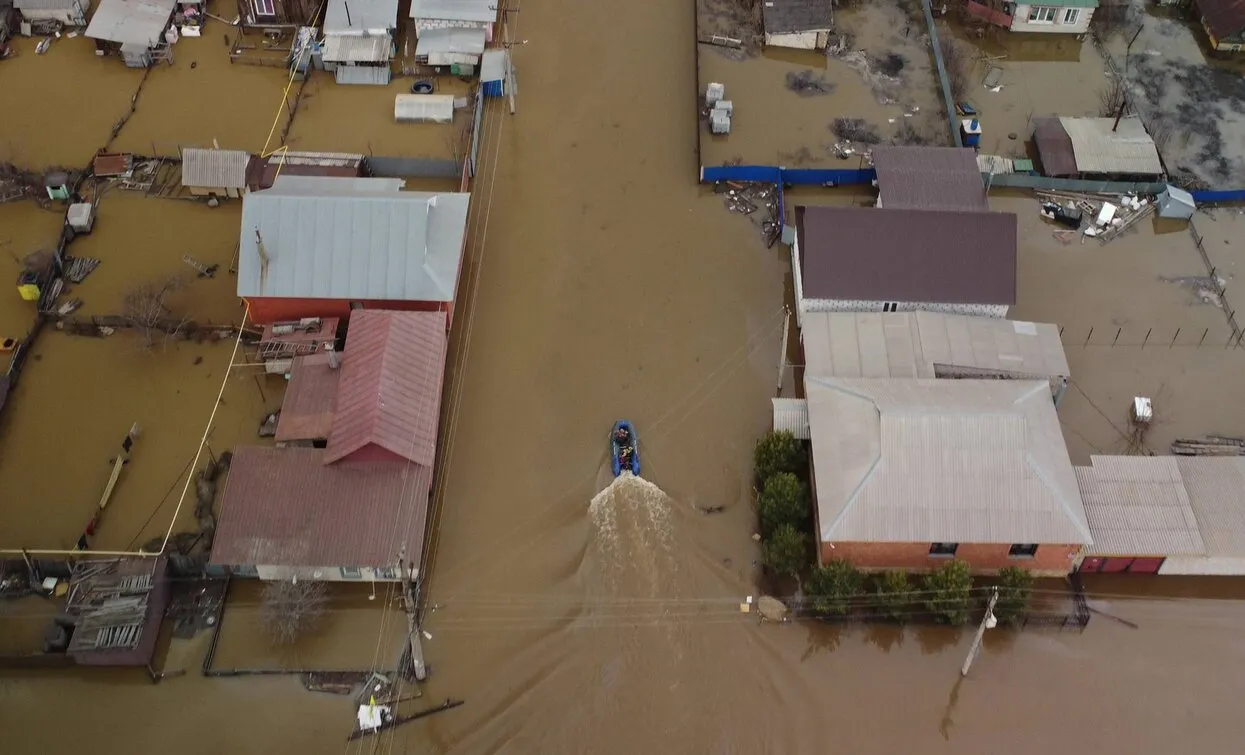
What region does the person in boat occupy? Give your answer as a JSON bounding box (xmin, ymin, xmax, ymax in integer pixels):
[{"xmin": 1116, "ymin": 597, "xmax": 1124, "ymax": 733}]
[
  {"xmin": 619, "ymin": 447, "xmax": 633, "ymax": 468},
  {"xmin": 614, "ymin": 426, "xmax": 631, "ymax": 445}
]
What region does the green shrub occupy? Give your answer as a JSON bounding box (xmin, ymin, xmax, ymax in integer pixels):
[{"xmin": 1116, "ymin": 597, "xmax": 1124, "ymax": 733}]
[
  {"xmin": 871, "ymin": 570, "xmax": 911, "ymax": 622},
  {"xmin": 754, "ymin": 430, "xmax": 806, "ymax": 488},
  {"xmin": 995, "ymin": 566, "xmax": 1035, "ymax": 626},
  {"xmin": 807, "ymin": 560, "xmax": 865, "ymax": 616},
  {"xmin": 757, "ymin": 472, "xmax": 809, "ymax": 537},
  {"xmin": 763, "ymin": 524, "xmax": 810, "ymax": 578},
  {"xmin": 921, "ymin": 559, "xmax": 974, "ymax": 626}
]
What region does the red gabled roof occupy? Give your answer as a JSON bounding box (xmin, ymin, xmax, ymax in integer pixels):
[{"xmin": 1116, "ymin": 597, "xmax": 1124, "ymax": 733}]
[
  {"xmin": 1199, "ymin": 0, "xmax": 1245, "ymax": 40},
  {"xmin": 323, "ymin": 310, "xmax": 447, "ymax": 466},
  {"xmin": 275, "ymin": 353, "xmax": 340, "ymax": 443}
]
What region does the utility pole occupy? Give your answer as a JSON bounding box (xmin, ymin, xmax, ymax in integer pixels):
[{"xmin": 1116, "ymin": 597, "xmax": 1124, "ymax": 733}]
[
  {"xmin": 960, "ymin": 587, "xmax": 998, "ymax": 677},
  {"xmin": 776, "ymin": 307, "xmax": 791, "ymax": 396},
  {"xmin": 399, "ymin": 548, "xmax": 427, "ymax": 681}
]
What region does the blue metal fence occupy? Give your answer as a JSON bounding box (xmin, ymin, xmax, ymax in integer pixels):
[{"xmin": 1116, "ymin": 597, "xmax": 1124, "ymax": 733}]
[
  {"xmin": 700, "ymin": 165, "xmax": 875, "ymax": 186},
  {"xmin": 1191, "ymin": 189, "xmax": 1245, "ymax": 204}
]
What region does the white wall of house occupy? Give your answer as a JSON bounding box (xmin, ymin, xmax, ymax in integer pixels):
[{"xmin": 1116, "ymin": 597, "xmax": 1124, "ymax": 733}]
[
  {"xmin": 801, "ymin": 297, "xmax": 1009, "ymax": 317},
  {"xmin": 764, "ymin": 30, "xmax": 831, "ymax": 50},
  {"xmin": 790, "ymin": 235, "xmax": 806, "ymax": 329},
  {"xmin": 415, "ymin": 18, "xmax": 493, "ymax": 40},
  {"xmin": 18, "ymin": 5, "xmax": 87, "ymax": 25},
  {"xmin": 254, "ymin": 565, "xmax": 408, "ymax": 582},
  {"xmin": 1011, "ymin": 4, "xmax": 1093, "ymax": 34},
  {"xmin": 1158, "ymin": 556, "xmax": 1245, "ymax": 576}
]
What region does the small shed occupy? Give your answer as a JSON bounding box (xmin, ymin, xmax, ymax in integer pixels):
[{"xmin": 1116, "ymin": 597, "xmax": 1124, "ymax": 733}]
[
  {"xmin": 480, "ymin": 49, "xmax": 509, "ymax": 98},
  {"xmin": 415, "ymin": 26, "xmax": 485, "ymax": 66},
  {"xmin": 410, "ymin": 0, "xmax": 497, "ymax": 39},
  {"xmin": 1157, "ymin": 185, "xmax": 1196, "ymax": 220},
  {"xmin": 1194, "ymin": 0, "xmax": 1245, "ymax": 52},
  {"xmin": 762, "ymin": 0, "xmax": 834, "ymax": 50},
  {"xmin": 181, "ymin": 148, "xmax": 252, "ymax": 198},
  {"xmin": 395, "ymin": 94, "xmax": 455, "ymax": 123},
  {"xmin": 84, "ymin": 0, "xmax": 177, "ymax": 65},
  {"xmin": 13, "ymin": 0, "xmax": 87, "ymax": 25}
]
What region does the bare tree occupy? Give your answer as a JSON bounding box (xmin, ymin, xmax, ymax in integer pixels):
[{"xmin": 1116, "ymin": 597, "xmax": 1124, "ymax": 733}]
[
  {"xmin": 122, "ymin": 275, "xmax": 187, "ymax": 351},
  {"xmin": 261, "ymin": 578, "xmax": 328, "ymax": 645},
  {"xmin": 1097, "ymin": 76, "xmax": 1129, "ymax": 118},
  {"xmin": 938, "ymin": 35, "xmax": 970, "ymax": 102}
]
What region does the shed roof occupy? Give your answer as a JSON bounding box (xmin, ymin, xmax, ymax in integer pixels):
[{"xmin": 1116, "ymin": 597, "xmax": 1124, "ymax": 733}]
[
  {"xmin": 871, "ymin": 146, "xmax": 989, "ymax": 212},
  {"xmin": 275, "ymin": 353, "xmax": 340, "ymax": 442},
  {"xmin": 480, "ymin": 49, "xmax": 508, "ymax": 82},
  {"xmin": 236, "ymin": 176, "xmax": 470, "ymax": 304},
  {"xmin": 1197, "ymin": 0, "xmax": 1245, "ymax": 39},
  {"xmin": 324, "ymin": 0, "xmax": 398, "ymax": 32},
  {"xmin": 1059, "ymin": 116, "xmax": 1162, "ymax": 176},
  {"xmin": 322, "ymin": 33, "xmax": 392, "ymax": 62},
  {"xmin": 1032, "ymin": 117, "xmax": 1078, "ymax": 178},
  {"xmin": 210, "ymin": 447, "xmax": 430, "ymax": 570},
  {"xmin": 1176, "ymin": 457, "xmax": 1245, "ymax": 558},
  {"xmin": 181, "ymin": 148, "xmax": 250, "ymax": 189},
  {"xmin": 14, "ymin": 0, "xmax": 82, "ymax": 9},
  {"xmin": 761, "ymin": 0, "xmax": 833, "ymax": 34},
  {"xmin": 410, "ymin": 0, "xmax": 496, "ymax": 22},
  {"xmin": 324, "ymin": 310, "xmax": 447, "ymax": 466},
  {"xmin": 772, "ymin": 398, "xmax": 810, "ymax": 440},
  {"xmin": 807, "ymin": 377, "xmax": 1091, "ymax": 544},
  {"xmin": 85, "ymin": 0, "xmax": 175, "ymax": 46},
  {"xmin": 802, "ymin": 312, "xmax": 1069, "ymax": 381},
  {"xmin": 1078, "ymin": 456, "xmax": 1206, "ymax": 557},
  {"xmin": 415, "ymin": 26, "xmax": 486, "ymax": 55},
  {"xmin": 795, "ymin": 205, "xmax": 1017, "ymax": 306}
]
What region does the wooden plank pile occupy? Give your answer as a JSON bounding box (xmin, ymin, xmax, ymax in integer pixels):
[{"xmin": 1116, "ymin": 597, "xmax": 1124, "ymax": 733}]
[
  {"xmin": 65, "ymin": 256, "xmax": 101, "ymax": 283},
  {"xmin": 1171, "ymin": 435, "xmax": 1245, "ymax": 456}
]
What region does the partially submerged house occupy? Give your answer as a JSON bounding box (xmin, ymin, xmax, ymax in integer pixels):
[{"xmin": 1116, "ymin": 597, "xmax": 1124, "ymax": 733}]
[
  {"xmin": 321, "ymin": 0, "xmax": 398, "ymax": 85},
  {"xmin": 871, "ymin": 146, "xmax": 988, "ymax": 212},
  {"xmin": 63, "ymin": 558, "xmax": 169, "ymax": 667},
  {"xmin": 13, "ymin": 0, "xmax": 87, "ymax": 26},
  {"xmin": 1032, "ymin": 116, "xmax": 1163, "ymax": 180},
  {"xmin": 236, "ymin": 175, "xmax": 471, "ymax": 324},
  {"xmin": 236, "ymin": 0, "xmax": 317, "ymax": 27},
  {"xmin": 211, "ymin": 310, "xmax": 448, "ymax": 581},
  {"xmin": 1194, "ymin": 0, "xmax": 1245, "ymax": 53},
  {"xmin": 414, "ymin": 25, "xmax": 486, "ymax": 67},
  {"xmin": 792, "ymin": 205, "xmax": 1017, "ymax": 324},
  {"xmin": 806, "ymin": 377, "xmax": 1091, "ymax": 575},
  {"xmin": 410, "ymin": 0, "xmax": 498, "ymax": 41},
  {"xmin": 181, "ymin": 148, "xmax": 252, "ymax": 199},
  {"xmin": 965, "ymin": 0, "xmax": 1096, "ymax": 34},
  {"xmin": 761, "ymin": 0, "xmax": 834, "ymax": 50},
  {"xmin": 84, "ymin": 0, "xmax": 176, "ymax": 66}
]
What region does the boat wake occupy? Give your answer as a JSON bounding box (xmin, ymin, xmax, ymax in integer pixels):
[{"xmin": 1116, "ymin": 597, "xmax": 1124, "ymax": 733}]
[{"xmin": 588, "ymin": 473, "xmax": 675, "ymax": 594}]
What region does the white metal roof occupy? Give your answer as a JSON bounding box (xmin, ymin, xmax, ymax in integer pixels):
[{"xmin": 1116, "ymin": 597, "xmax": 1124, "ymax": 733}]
[
  {"xmin": 322, "ymin": 33, "xmax": 392, "ymax": 62},
  {"xmin": 85, "ymin": 0, "xmax": 176, "ymax": 46},
  {"xmin": 324, "ymin": 0, "xmax": 399, "ymax": 32},
  {"xmin": 395, "ymin": 94, "xmax": 455, "ymax": 123},
  {"xmin": 1078, "ymin": 456, "xmax": 1206, "ymax": 557},
  {"xmin": 772, "ymin": 398, "xmax": 810, "ymax": 440},
  {"xmin": 410, "ymin": 0, "xmax": 497, "ymax": 22},
  {"xmin": 807, "ymin": 377, "xmax": 1091, "ymax": 545},
  {"xmin": 1059, "ymin": 116, "xmax": 1162, "ymax": 176},
  {"xmin": 415, "ymin": 26, "xmax": 486, "ymax": 55},
  {"xmin": 181, "ymin": 148, "xmax": 250, "ymax": 189},
  {"xmin": 480, "ymin": 49, "xmax": 507, "ymax": 82},
  {"xmin": 14, "ymin": 0, "xmax": 82, "ymax": 10},
  {"xmin": 237, "ymin": 176, "xmax": 470, "ymax": 304},
  {"xmin": 802, "ymin": 312, "xmax": 1069, "ymax": 381},
  {"xmin": 1176, "ymin": 457, "xmax": 1245, "ymax": 558}
]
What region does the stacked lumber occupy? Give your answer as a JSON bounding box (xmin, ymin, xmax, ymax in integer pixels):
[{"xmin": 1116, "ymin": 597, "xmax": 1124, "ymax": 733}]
[{"xmin": 1171, "ymin": 436, "xmax": 1245, "ymax": 456}]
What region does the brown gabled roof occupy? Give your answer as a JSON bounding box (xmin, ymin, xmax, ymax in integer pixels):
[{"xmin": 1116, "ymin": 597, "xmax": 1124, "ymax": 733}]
[
  {"xmin": 275, "ymin": 353, "xmax": 340, "ymax": 443},
  {"xmin": 323, "ymin": 310, "xmax": 447, "ymax": 466},
  {"xmin": 210, "ymin": 446, "xmax": 430, "ymax": 570},
  {"xmin": 1032, "ymin": 117, "xmax": 1078, "ymax": 178},
  {"xmin": 872, "ymin": 146, "xmax": 989, "ymax": 212},
  {"xmin": 1198, "ymin": 0, "xmax": 1245, "ymax": 40},
  {"xmin": 795, "ymin": 206, "xmax": 1017, "ymax": 306}
]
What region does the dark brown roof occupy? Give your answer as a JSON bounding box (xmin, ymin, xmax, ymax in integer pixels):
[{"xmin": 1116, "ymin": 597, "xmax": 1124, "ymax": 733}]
[
  {"xmin": 762, "ymin": 0, "xmax": 834, "ymax": 34},
  {"xmin": 275, "ymin": 353, "xmax": 340, "ymax": 442},
  {"xmin": 795, "ymin": 206, "xmax": 1017, "ymax": 306},
  {"xmin": 93, "ymin": 152, "xmax": 132, "ymax": 177},
  {"xmin": 210, "ymin": 447, "xmax": 430, "ymax": 570},
  {"xmin": 1032, "ymin": 117, "xmax": 1077, "ymax": 178},
  {"xmin": 872, "ymin": 146, "xmax": 988, "ymax": 212},
  {"xmin": 1198, "ymin": 0, "xmax": 1245, "ymax": 39}
]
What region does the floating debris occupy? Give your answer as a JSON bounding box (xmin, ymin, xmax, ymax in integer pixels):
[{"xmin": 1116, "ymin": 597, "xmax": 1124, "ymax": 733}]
[
  {"xmin": 1172, "ymin": 436, "xmax": 1245, "ymax": 456},
  {"xmin": 785, "ymin": 70, "xmax": 834, "ymax": 97},
  {"xmin": 56, "ymin": 299, "xmax": 82, "ymax": 317},
  {"xmin": 65, "ymin": 256, "xmax": 101, "ymax": 284},
  {"xmin": 830, "ymin": 117, "xmax": 881, "ymax": 145}
]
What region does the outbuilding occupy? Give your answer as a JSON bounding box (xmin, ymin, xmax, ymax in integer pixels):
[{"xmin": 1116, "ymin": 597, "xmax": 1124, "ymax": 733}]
[
  {"xmin": 871, "ymin": 146, "xmax": 988, "ymax": 212},
  {"xmin": 181, "ymin": 147, "xmax": 252, "ymax": 199},
  {"xmin": 761, "ymin": 0, "xmax": 834, "ymax": 50},
  {"xmin": 84, "ymin": 0, "xmax": 177, "ymax": 66},
  {"xmin": 1194, "ymin": 0, "xmax": 1245, "ymax": 52},
  {"xmin": 410, "ymin": 0, "xmax": 497, "ymax": 40},
  {"xmin": 321, "ymin": 0, "xmax": 398, "ymax": 84},
  {"xmin": 13, "ymin": 0, "xmax": 87, "ymax": 26}
]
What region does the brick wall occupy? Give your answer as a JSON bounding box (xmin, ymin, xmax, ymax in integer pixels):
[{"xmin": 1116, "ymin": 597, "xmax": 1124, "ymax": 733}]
[{"xmin": 820, "ymin": 541, "xmax": 1081, "ymax": 576}]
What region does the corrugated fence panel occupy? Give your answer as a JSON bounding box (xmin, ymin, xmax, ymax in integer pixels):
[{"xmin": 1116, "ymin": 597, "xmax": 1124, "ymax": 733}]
[
  {"xmin": 366, "ymin": 156, "xmax": 463, "ymax": 179},
  {"xmin": 984, "ymin": 172, "xmax": 1167, "ymax": 194},
  {"xmin": 700, "ymin": 165, "xmax": 782, "ymax": 183},
  {"xmin": 1191, "ymin": 189, "xmax": 1245, "ymax": 204},
  {"xmin": 699, "ymin": 166, "xmax": 875, "ymax": 185}
]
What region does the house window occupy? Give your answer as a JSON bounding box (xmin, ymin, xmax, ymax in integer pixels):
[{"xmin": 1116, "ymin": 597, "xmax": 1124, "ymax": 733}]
[
  {"xmin": 1009, "ymin": 543, "xmax": 1039, "ymax": 558},
  {"xmin": 882, "ymin": 302, "xmax": 899, "ymax": 312},
  {"xmin": 252, "ymin": 0, "xmax": 275, "ymax": 16},
  {"xmin": 1028, "ymin": 6, "xmax": 1057, "ymax": 22},
  {"xmin": 375, "ymin": 567, "xmax": 398, "ymax": 580},
  {"xmin": 340, "ymin": 566, "xmax": 362, "ymax": 579},
  {"xmin": 929, "ymin": 543, "xmax": 958, "ymax": 557},
  {"xmin": 1062, "ymin": 8, "xmax": 1079, "ymax": 24}
]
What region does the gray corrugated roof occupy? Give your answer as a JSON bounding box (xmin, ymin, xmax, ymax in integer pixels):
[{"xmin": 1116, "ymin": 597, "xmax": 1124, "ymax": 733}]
[
  {"xmin": 802, "ymin": 312, "xmax": 1069, "ymax": 381},
  {"xmin": 772, "ymin": 398, "xmax": 810, "ymax": 440},
  {"xmin": 480, "ymin": 49, "xmax": 507, "ymax": 82},
  {"xmin": 415, "ymin": 26, "xmax": 486, "ymax": 55},
  {"xmin": 1059, "ymin": 116, "xmax": 1162, "ymax": 176},
  {"xmin": 1078, "ymin": 456, "xmax": 1206, "ymax": 557},
  {"xmin": 872, "ymin": 146, "xmax": 989, "ymax": 212},
  {"xmin": 14, "ymin": 0, "xmax": 82, "ymax": 11},
  {"xmin": 181, "ymin": 148, "xmax": 250, "ymax": 189},
  {"xmin": 762, "ymin": 0, "xmax": 833, "ymax": 34},
  {"xmin": 1176, "ymin": 457, "xmax": 1245, "ymax": 558},
  {"xmin": 85, "ymin": 0, "xmax": 176, "ymax": 46},
  {"xmin": 410, "ymin": 0, "xmax": 496, "ymax": 22},
  {"xmin": 807, "ymin": 377, "xmax": 1091, "ymax": 544},
  {"xmin": 324, "ymin": 0, "xmax": 398, "ymax": 32},
  {"xmin": 237, "ymin": 177, "xmax": 470, "ymax": 303},
  {"xmin": 322, "ymin": 33, "xmax": 392, "ymax": 62}
]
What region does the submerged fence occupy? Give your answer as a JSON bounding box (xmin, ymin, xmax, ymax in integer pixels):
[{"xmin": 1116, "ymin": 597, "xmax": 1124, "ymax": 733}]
[{"xmin": 700, "ymin": 165, "xmax": 875, "ymax": 186}]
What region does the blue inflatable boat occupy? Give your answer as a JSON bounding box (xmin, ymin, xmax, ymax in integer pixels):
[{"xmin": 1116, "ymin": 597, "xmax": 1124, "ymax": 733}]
[{"xmin": 611, "ymin": 420, "xmax": 640, "ymax": 477}]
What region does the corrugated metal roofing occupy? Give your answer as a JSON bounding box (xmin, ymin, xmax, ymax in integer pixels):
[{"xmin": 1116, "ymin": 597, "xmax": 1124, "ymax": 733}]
[
  {"xmin": 209, "ymin": 447, "xmax": 429, "ymax": 569},
  {"xmin": 480, "ymin": 49, "xmax": 507, "ymax": 82},
  {"xmin": 772, "ymin": 398, "xmax": 810, "ymax": 440},
  {"xmin": 794, "ymin": 205, "xmax": 1017, "ymax": 306},
  {"xmin": 1176, "ymin": 457, "xmax": 1245, "ymax": 558},
  {"xmin": 802, "ymin": 312, "xmax": 1069, "ymax": 381},
  {"xmin": 1199, "ymin": 0, "xmax": 1245, "ymax": 39},
  {"xmin": 410, "ymin": 0, "xmax": 497, "ymax": 22},
  {"xmin": 322, "ymin": 34, "xmax": 392, "ymax": 62},
  {"xmin": 807, "ymin": 377, "xmax": 1091, "ymax": 544},
  {"xmin": 324, "ymin": 0, "xmax": 398, "ymax": 32},
  {"xmin": 1032, "ymin": 116, "xmax": 1078, "ymax": 178},
  {"xmin": 335, "ymin": 64, "xmax": 393, "ymax": 85},
  {"xmin": 14, "ymin": 0, "xmax": 83, "ymax": 10},
  {"xmin": 395, "ymin": 94, "xmax": 456, "ymax": 123},
  {"xmin": 236, "ymin": 176, "xmax": 470, "ymax": 303},
  {"xmin": 415, "ymin": 26, "xmax": 486, "ymax": 55},
  {"xmin": 84, "ymin": 0, "xmax": 176, "ymax": 46},
  {"xmin": 761, "ymin": 0, "xmax": 833, "ymax": 34},
  {"xmin": 1059, "ymin": 116, "xmax": 1163, "ymax": 176},
  {"xmin": 181, "ymin": 148, "xmax": 250, "ymax": 189},
  {"xmin": 872, "ymin": 146, "xmax": 989, "ymax": 212},
  {"xmin": 275, "ymin": 353, "xmax": 340, "ymax": 442},
  {"xmin": 324, "ymin": 310, "xmax": 447, "ymax": 466},
  {"xmin": 1078, "ymin": 456, "xmax": 1206, "ymax": 556}
]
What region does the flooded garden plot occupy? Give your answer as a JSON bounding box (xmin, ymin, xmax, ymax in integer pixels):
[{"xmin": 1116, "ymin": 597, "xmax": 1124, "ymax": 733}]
[
  {"xmin": 697, "ymin": 0, "xmax": 946, "ymax": 168},
  {"xmin": 0, "ymin": 202, "xmax": 63, "ymax": 338}
]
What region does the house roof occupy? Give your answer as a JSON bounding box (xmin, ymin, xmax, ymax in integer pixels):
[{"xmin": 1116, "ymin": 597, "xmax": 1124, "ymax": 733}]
[
  {"xmin": 236, "ymin": 176, "xmax": 470, "ymax": 304},
  {"xmin": 1032, "ymin": 117, "xmax": 1079, "ymax": 177},
  {"xmin": 85, "ymin": 0, "xmax": 176, "ymax": 46},
  {"xmin": 871, "ymin": 146, "xmax": 989, "ymax": 212},
  {"xmin": 762, "ymin": 0, "xmax": 833, "ymax": 34},
  {"xmin": 14, "ymin": 0, "xmax": 82, "ymax": 10},
  {"xmin": 1196, "ymin": 0, "xmax": 1245, "ymax": 39},
  {"xmin": 415, "ymin": 26, "xmax": 486, "ymax": 55},
  {"xmin": 409, "ymin": 0, "xmax": 497, "ymax": 22},
  {"xmin": 802, "ymin": 312, "xmax": 1069, "ymax": 381},
  {"xmin": 794, "ymin": 206, "xmax": 1017, "ymax": 306},
  {"xmin": 321, "ymin": 33, "xmax": 392, "ymax": 62},
  {"xmin": 250, "ymin": 152, "xmax": 364, "ymax": 190},
  {"xmin": 1078, "ymin": 456, "xmax": 1206, "ymax": 557},
  {"xmin": 324, "ymin": 0, "xmax": 399, "ymax": 32},
  {"xmin": 772, "ymin": 398, "xmax": 810, "ymax": 440},
  {"xmin": 275, "ymin": 353, "xmax": 341, "ymax": 442},
  {"xmin": 323, "ymin": 310, "xmax": 447, "ymax": 466},
  {"xmin": 1059, "ymin": 116, "xmax": 1163, "ymax": 176},
  {"xmin": 181, "ymin": 148, "xmax": 250, "ymax": 189},
  {"xmin": 807, "ymin": 377, "xmax": 1091, "ymax": 545},
  {"xmin": 210, "ymin": 447, "xmax": 430, "ymax": 570},
  {"xmin": 1176, "ymin": 457, "xmax": 1245, "ymax": 558}
]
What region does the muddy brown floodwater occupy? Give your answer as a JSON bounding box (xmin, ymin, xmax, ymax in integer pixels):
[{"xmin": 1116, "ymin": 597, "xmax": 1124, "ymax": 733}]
[{"xmin": 4, "ymin": 1, "xmax": 1245, "ymax": 753}]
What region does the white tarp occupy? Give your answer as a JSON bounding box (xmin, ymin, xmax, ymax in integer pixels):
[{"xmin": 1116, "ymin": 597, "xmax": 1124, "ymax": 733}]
[{"xmin": 394, "ymin": 94, "xmax": 455, "ymax": 123}]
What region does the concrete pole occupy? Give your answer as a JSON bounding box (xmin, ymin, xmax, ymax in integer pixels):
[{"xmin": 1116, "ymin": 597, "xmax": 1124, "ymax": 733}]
[
  {"xmin": 961, "ymin": 588, "xmax": 999, "ymax": 677},
  {"xmin": 776, "ymin": 308, "xmax": 791, "ymax": 396},
  {"xmin": 399, "ymin": 550, "xmax": 427, "ymax": 681}
]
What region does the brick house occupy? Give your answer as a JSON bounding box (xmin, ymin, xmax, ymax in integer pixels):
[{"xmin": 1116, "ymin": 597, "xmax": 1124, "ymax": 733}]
[{"xmin": 805, "ymin": 377, "xmax": 1092, "ymax": 576}]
